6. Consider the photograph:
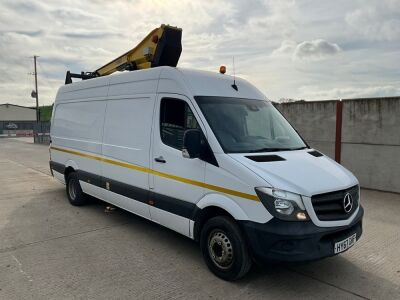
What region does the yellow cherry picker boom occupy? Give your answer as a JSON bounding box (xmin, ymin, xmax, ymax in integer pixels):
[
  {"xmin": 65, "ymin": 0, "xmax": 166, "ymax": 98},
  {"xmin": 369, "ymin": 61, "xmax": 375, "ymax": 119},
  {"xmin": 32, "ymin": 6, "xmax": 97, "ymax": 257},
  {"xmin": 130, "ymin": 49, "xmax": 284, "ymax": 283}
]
[{"xmin": 65, "ymin": 24, "xmax": 182, "ymax": 84}]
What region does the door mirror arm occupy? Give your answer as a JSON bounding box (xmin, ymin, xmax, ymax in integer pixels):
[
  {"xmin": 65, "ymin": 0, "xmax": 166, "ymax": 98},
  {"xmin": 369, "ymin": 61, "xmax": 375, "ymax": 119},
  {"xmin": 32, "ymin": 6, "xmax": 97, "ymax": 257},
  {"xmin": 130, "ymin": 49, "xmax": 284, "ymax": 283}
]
[{"xmin": 182, "ymin": 129, "xmax": 203, "ymax": 159}]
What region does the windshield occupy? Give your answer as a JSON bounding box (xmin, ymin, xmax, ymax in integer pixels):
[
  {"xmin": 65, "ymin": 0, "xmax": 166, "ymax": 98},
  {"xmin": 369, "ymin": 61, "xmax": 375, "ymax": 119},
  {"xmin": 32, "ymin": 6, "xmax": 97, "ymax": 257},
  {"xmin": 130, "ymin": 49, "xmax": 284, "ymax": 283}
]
[{"xmin": 195, "ymin": 96, "xmax": 307, "ymax": 153}]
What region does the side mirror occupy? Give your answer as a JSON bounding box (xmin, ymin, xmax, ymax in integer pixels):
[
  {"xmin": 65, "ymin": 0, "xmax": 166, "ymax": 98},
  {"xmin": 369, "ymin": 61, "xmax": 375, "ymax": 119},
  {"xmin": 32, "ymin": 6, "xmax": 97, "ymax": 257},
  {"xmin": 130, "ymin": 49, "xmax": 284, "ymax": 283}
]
[{"xmin": 182, "ymin": 129, "xmax": 202, "ymax": 159}]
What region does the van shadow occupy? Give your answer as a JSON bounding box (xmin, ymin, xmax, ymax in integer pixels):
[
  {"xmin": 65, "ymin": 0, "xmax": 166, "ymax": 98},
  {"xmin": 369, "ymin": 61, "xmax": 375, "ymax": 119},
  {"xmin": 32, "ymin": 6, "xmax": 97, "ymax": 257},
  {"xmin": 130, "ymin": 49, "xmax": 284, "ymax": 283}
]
[{"xmin": 1, "ymin": 187, "xmax": 399, "ymax": 299}]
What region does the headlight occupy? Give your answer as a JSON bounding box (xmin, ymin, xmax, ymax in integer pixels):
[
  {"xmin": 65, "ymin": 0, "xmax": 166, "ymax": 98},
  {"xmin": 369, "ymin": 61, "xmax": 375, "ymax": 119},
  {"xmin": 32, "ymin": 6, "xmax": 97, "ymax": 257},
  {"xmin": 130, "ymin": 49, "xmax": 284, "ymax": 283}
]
[
  {"xmin": 274, "ymin": 199, "xmax": 294, "ymax": 215},
  {"xmin": 255, "ymin": 187, "xmax": 309, "ymax": 221}
]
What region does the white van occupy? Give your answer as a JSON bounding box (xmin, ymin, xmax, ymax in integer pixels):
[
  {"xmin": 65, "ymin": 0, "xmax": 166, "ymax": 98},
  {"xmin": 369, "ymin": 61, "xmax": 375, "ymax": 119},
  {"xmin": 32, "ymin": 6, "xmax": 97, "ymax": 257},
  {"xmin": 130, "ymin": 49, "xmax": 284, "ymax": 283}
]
[{"xmin": 50, "ymin": 66, "xmax": 363, "ymax": 280}]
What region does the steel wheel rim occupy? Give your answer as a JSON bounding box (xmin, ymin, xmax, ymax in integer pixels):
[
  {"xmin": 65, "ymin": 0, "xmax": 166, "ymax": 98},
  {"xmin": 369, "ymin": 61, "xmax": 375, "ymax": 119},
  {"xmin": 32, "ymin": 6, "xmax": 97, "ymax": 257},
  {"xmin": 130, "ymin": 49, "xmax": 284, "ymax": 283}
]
[{"xmin": 208, "ymin": 229, "xmax": 234, "ymax": 269}]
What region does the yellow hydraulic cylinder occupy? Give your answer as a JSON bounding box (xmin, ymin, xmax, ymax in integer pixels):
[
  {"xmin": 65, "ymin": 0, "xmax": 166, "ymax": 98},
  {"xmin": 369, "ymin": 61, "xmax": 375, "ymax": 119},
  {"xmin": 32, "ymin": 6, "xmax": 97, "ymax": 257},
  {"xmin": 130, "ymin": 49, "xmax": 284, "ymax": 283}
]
[{"xmin": 94, "ymin": 24, "xmax": 182, "ymax": 76}]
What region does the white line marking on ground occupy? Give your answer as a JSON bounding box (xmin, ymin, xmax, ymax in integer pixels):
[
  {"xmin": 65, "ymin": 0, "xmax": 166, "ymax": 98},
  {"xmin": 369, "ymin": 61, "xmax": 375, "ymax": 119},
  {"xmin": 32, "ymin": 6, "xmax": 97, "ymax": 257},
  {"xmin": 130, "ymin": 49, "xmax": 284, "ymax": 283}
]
[{"xmin": 11, "ymin": 254, "xmax": 33, "ymax": 282}]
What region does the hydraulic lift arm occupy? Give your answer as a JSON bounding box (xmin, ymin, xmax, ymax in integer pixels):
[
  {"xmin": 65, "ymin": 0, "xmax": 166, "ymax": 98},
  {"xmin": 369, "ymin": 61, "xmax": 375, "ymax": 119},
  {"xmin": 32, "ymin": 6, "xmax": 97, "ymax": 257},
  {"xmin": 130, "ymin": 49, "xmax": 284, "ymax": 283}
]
[{"xmin": 65, "ymin": 24, "xmax": 182, "ymax": 84}]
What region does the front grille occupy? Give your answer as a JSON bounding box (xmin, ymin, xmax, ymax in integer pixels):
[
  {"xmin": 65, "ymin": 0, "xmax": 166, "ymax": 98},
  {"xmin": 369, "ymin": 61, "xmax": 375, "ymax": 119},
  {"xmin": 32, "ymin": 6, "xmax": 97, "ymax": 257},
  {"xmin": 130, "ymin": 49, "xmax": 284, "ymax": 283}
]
[{"xmin": 311, "ymin": 185, "xmax": 359, "ymax": 221}]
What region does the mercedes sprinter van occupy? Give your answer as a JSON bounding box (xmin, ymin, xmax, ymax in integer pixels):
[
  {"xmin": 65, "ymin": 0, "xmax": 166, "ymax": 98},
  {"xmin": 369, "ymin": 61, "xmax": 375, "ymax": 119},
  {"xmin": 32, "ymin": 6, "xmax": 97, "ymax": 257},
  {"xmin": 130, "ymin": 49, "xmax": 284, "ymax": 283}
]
[{"xmin": 50, "ymin": 67, "xmax": 363, "ymax": 280}]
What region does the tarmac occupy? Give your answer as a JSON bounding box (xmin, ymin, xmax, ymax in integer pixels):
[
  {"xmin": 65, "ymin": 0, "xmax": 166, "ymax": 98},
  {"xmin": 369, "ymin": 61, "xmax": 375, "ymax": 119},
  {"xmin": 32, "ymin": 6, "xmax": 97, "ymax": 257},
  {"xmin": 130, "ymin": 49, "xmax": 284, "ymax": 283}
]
[{"xmin": 0, "ymin": 138, "xmax": 399, "ymax": 299}]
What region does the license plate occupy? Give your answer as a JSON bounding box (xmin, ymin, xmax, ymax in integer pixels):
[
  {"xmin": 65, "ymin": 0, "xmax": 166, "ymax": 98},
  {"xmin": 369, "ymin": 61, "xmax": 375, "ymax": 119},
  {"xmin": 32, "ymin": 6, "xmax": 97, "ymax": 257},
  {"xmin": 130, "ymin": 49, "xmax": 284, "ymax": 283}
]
[{"xmin": 334, "ymin": 233, "xmax": 357, "ymax": 254}]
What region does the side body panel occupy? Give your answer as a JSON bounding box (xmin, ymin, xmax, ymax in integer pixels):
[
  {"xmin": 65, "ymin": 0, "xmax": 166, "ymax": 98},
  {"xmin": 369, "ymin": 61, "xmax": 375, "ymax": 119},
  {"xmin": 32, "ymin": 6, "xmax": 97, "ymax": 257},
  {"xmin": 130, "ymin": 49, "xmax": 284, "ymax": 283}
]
[
  {"xmin": 101, "ymin": 95, "xmax": 155, "ymax": 219},
  {"xmin": 203, "ymin": 154, "xmax": 271, "ymax": 224},
  {"xmin": 51, "ymin": 100, "xmax": 107, "ymax": 199}
]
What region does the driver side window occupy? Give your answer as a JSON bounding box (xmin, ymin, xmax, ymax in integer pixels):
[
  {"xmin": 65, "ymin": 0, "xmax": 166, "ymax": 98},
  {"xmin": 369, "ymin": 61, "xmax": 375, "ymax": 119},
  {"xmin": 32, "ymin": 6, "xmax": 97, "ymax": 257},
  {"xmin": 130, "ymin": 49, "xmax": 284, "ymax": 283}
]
[{"xmin": 160, "ymin": 98, "xmax": 200, "ymax": 150}]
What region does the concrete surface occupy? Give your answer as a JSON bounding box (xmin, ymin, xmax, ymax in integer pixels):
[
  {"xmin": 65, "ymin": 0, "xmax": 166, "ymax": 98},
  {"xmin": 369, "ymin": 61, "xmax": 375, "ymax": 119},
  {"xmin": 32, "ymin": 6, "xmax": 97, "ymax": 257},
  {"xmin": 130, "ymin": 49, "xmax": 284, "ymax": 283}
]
[
  {"xmin": 341, "ymin": 98, "xmax": 400, "ymax": 193},
  {"xmin": 275, "ymin": 97, "xmax": 400, "ymax": 193},
  {"xmin": 0, "ymin": 138, "xmax": 399, "ymax": 299}
]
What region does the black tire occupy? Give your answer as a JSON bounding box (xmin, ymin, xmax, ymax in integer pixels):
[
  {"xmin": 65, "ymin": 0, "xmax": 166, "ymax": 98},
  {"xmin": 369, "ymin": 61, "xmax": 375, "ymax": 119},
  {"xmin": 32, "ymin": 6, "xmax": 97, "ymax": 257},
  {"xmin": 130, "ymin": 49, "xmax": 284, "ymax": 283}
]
[
  {"xmin": 200, "ymin": 216, "xmax": 252, "ymax": 281},
  {"xmin": 66, "ymin": 172, "xmax": 88, "ymax": 206}
]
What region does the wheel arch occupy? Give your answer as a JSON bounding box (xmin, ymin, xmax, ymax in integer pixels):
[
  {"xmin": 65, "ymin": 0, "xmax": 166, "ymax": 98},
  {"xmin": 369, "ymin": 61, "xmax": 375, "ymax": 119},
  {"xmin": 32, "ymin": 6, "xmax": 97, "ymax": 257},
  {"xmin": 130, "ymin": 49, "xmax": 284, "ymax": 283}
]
[
  {"xmin": 64, "ymin": 160, "xmax": 79, "ymax": 181},
  {"xmin": 192, "ymin": 193, "xmax": 249, "ymax": 242}
]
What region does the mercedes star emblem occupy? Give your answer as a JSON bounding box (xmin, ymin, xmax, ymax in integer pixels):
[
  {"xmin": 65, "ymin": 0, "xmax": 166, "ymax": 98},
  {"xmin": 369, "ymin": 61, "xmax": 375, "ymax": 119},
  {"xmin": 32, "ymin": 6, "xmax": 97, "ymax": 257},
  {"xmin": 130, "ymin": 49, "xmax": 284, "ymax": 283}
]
[{"xmin": 343, "ymin": 193, "xmax": 353, "ymax": 213}]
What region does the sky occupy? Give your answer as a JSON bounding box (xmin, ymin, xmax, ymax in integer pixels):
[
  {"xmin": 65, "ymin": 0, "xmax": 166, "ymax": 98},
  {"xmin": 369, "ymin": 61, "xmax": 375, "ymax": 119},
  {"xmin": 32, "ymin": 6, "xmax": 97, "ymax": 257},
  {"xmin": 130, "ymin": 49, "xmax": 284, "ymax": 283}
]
[{"xmin": 0, "ymin": 0, "xmax": 399, "ymax": 106}]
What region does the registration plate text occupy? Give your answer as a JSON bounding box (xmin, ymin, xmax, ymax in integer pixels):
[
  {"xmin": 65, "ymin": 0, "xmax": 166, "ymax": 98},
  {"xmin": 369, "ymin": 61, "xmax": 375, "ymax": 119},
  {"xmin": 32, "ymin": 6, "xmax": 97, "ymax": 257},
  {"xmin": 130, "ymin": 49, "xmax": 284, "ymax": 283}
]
[{"xmin": 334, "ymin": 233, "xmax": 356, "ymax": 254}]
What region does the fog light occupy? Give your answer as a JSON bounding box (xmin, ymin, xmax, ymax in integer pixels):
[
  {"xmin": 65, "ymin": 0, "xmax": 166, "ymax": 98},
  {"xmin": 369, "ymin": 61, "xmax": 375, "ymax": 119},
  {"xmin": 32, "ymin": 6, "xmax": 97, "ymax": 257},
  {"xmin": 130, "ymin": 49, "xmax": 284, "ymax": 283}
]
[{"xmin": 296, "ymin": 212, "xmax": 308, "ymax": 220}]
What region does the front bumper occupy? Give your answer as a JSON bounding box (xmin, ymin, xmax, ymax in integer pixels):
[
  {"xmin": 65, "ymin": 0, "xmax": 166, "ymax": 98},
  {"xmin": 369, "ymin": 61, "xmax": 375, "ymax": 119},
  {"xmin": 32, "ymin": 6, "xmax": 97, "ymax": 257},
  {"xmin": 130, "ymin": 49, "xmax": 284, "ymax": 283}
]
[{"xmin": 240, "ymin": 206, "xmax": 364, "ymax": 263}]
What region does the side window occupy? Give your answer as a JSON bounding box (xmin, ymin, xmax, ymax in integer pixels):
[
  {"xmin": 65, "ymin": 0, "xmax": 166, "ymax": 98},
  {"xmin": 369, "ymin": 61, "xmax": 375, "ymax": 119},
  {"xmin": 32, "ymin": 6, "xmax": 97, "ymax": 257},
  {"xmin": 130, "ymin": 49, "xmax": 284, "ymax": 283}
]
[{"xmin": 160, "ymin": 98, "xmax": 200, "ymax": 150}]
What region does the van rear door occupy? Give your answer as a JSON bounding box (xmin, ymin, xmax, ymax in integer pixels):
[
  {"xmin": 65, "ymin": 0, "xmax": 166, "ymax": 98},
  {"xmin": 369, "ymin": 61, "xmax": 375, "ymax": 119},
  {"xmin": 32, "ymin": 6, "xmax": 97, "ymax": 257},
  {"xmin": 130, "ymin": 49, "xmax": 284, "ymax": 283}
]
[{"xmin": 150, "ymin": 94, "xmax": 206, "ymax": 236}]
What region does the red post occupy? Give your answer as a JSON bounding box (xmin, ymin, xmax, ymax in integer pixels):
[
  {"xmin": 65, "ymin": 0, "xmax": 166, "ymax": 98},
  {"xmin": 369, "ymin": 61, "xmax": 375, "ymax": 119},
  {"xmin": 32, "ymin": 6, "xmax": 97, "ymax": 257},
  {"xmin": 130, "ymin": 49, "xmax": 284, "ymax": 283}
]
[{"xmin": 335, "ymin": 100, "xmax": 343, "ymax": 163}]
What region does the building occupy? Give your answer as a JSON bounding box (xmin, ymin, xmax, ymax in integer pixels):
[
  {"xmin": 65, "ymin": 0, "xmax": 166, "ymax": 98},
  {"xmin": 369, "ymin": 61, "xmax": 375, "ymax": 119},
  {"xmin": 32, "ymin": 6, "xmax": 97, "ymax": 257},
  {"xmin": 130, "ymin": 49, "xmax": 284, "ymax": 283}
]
[
  {"xmin": 0, "ymin": 103, "xmax": 36, "ymax": 121},
  {"xmin": 0, "ymin": 103, "xmax": 36, "ymax": 136}
]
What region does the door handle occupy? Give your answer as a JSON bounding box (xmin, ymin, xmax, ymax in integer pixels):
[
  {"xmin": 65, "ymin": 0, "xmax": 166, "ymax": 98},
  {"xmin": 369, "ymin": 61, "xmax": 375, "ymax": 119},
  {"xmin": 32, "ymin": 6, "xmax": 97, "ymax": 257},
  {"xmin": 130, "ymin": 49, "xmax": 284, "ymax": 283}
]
[{"xmin": 154, "ymin": 156, "xmax": 166, "ymax": 163}]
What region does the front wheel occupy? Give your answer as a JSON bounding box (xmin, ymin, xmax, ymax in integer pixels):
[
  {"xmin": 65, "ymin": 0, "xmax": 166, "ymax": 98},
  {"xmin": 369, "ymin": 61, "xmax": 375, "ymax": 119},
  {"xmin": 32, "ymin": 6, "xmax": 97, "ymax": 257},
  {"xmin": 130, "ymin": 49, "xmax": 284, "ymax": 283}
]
[
  {"xmin": 200, "ymin": 216, "xmax": 252, "ymax": 281},
  {"xmin": 66, "ymin": 172, "xmax": 88, "ymax": 206}
]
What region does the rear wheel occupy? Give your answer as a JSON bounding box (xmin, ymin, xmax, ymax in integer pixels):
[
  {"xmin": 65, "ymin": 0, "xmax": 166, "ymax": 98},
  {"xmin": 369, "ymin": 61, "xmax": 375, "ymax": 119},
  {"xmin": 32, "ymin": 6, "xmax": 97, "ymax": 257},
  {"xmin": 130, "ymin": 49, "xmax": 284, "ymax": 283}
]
[
  {"xmin": 200, "ymin": 216, "xmax": 252, "ymax": 281},
  {"xmin": 66, "ymin": 172, "xmax": 87, "ymax": 206}
]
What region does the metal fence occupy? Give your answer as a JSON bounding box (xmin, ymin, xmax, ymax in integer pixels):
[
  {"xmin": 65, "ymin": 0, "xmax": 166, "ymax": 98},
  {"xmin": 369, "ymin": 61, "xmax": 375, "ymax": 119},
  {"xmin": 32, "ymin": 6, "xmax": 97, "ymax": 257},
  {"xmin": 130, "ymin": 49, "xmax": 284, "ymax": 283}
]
[
  {"xmin": 0, "ymin": 121, "xmax": 35, "ymax": 131},
  {"xmin": 33, "ymin": 122, "xmax": 51, "ymax": 144},
  {"xmin": 0, "ymin": 121, "xmax": 35, "ymax": 137},
  {"xmin": 0, "ymin": 120, "xmax": 51, "ymax": 144}
]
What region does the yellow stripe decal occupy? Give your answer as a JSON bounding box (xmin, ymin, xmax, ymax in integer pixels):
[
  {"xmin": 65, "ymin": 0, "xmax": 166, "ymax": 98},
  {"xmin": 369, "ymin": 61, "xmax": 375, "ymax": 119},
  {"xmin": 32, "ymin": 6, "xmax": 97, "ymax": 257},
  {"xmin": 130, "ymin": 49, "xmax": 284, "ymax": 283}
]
[{"xmin": 50, "ymin": 146, "xmax": 259, "ymax": 202}]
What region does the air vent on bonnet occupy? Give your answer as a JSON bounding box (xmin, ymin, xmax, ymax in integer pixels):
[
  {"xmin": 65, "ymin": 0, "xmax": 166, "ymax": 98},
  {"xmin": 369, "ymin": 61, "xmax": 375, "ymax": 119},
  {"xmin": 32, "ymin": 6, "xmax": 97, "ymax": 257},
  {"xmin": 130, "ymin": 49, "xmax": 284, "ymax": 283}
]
[
  {"xmin": 245, "ymin": 155, "xmax": 286, "ymax": 162},
  {"xmin": 308, "ymin": 150, "xmax": 323, "ymax": 157}
]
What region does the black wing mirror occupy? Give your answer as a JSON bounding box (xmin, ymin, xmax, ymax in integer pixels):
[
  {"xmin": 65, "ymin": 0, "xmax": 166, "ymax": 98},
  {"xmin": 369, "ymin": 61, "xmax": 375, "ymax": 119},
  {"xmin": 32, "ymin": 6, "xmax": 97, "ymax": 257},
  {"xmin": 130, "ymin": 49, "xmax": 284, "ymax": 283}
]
[{"xmin": 182, "ymin": 129, "xmax": 202, "ymax": 159}]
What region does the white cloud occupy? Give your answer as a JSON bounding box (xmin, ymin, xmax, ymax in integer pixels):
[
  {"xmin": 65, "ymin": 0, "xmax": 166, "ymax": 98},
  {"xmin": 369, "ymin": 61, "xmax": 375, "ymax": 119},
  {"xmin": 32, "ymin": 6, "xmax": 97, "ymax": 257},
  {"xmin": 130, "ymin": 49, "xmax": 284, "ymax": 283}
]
[
  {"xmin": 271, "ymin": 40, "xmax": 297, "ymax": 56},
  {"xmin": 345, "ymin": 1, "xmax": 400, "ymax": 41},
  {"xmin": 293, "ymin": 39, "xmax": 341, "ymax": 60},
  {"xmin": 271, "ymin": 39, "xmax": 341, "ymax": 61}
]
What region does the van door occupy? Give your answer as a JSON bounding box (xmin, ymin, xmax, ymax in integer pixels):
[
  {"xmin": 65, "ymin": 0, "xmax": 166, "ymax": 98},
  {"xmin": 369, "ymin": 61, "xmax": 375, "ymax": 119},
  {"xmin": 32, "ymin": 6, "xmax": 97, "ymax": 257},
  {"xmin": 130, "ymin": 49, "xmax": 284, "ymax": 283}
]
[
  {"xmin": 101, "ymin": 97, "xmax": 154, "ymax": 220},
  {"xmin": 150, "ymin": 95, "xmax": 206, "ymax": 236}
]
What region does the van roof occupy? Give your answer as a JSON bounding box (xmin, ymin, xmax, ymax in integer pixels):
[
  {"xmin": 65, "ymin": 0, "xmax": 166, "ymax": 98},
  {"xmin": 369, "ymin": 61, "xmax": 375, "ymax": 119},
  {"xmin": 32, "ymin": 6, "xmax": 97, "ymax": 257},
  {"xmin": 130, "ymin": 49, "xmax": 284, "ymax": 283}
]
[{"xmin": 56, "ymin": 67, "xmax": 267, "ymax": 102}]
